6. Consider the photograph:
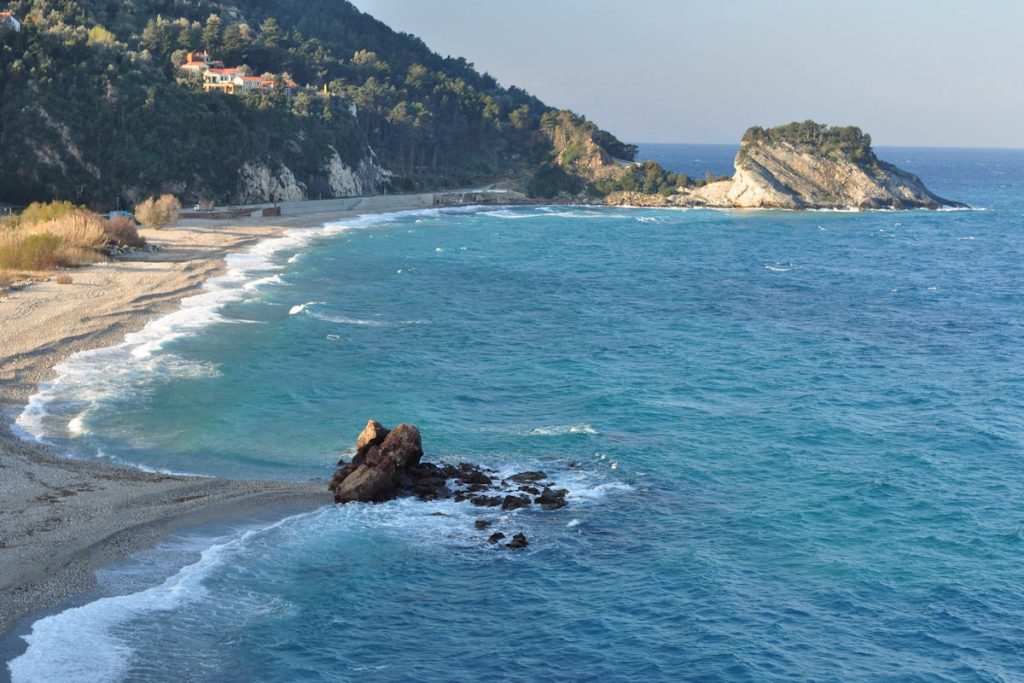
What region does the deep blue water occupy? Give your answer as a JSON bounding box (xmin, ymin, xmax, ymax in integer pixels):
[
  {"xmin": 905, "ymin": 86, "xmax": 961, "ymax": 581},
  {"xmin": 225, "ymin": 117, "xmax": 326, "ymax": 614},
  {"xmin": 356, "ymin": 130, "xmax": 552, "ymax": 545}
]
[{"xmin": 7, "ymin": 147, "xmax": 1024, "ymax": 681}]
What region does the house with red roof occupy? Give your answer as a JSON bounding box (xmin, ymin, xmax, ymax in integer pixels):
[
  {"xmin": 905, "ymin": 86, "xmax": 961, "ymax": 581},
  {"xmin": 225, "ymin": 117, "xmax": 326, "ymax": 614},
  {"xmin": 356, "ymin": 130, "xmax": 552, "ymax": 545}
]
[
  {"xmin": 179, "ymin": 51, "xmax": 225, "ymax": 77},
  {"xmin": 180, "ymin": 51, "xmax": 302, "ymax": 97},
  {"xmin": 0, "ymin": 12, "xmax": 21, "ymax": 33}
]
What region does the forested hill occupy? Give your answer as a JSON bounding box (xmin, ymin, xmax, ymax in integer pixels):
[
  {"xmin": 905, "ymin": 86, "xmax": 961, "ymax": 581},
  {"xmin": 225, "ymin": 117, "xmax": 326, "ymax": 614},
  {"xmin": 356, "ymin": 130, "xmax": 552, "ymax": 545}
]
[{"xmin": 0, "ymin": 0, "xmax": 637, "ymax": 207}]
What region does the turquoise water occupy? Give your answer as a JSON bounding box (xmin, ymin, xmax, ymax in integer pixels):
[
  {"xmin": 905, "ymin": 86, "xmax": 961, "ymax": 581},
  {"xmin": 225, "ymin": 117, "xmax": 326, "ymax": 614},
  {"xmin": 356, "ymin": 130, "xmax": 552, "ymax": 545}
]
[{"xmin": 8, "ymin": 148, "xmax": 1024, "ymax": 681}]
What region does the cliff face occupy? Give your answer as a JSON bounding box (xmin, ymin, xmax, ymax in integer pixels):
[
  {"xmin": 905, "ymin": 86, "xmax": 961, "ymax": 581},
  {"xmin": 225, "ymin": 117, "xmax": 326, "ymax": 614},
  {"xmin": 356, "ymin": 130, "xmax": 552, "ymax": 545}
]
[
  {"xmin": 710, "ymin": 138, "xmax": 963, "ymax": 209},
  {"xmin": 236, "ymin": 149, "xmax": 391, "ymax": 204},
  {"xmin": 606, "ymin": 122, "xmax": 966, "ymax": 210}
]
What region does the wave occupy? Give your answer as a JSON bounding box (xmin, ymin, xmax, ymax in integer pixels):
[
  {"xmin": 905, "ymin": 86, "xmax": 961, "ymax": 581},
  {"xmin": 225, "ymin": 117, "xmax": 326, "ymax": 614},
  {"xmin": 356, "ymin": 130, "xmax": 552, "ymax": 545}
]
[
  {"xmin": 481, "ymin": 207, "xmax": 631, "ymax": 221},
  {"xmin": 529, "ymin": 424, "xmax": 599, "ymax": 436},
  {"xmin": 765, "ymin": 263, "xmax": 794, "ymax": 273},
  {"xmin": 306, "ymin": 310, "xmax": 427, "ymax": 327},
  {"xmin": 8, "ymin": 461, "xmax": 630, "ymax": 681},
  {"xmin": 6, "ymin": 512, "xmax": 310, "ymax": 683},
  {"xmin": 13, "ymin": 205, "xmax": 470, "ymax": 453},
  {"xmin": 288, "ymin": 301, "xmax": 325, "ymax": 316}
]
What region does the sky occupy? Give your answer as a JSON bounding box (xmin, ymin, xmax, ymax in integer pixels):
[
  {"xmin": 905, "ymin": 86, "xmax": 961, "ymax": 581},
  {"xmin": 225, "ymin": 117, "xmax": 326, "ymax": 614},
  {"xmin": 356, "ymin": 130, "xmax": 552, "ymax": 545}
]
[{"xmin": 349, "ymin": 0, "xmax": 1024, "ymax": 148}]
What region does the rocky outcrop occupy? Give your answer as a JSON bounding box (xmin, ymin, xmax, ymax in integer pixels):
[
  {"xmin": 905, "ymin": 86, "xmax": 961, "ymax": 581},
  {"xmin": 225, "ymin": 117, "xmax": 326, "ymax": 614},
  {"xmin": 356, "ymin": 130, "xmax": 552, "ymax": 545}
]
[
  {"xmin": 237, "ymin": 161, "xmax": 307, "ymax": 204},
  {"xmin": 329, "ymin": 421, "xmax": 570, "ymax": 512},
  {"xmin": 328, "ymin": 420, "xmax": 568, "ymax": 548},
  {"xmin": 606, "ymin": 122, "xmax": 966, "ymax": 210},
  {"xmin": 237, "ymin": 150, "xmax": 391, "ymax": 204},
  {"xmin": 325, "ymin": 149, "xmax": 393, "ymax": 198}
]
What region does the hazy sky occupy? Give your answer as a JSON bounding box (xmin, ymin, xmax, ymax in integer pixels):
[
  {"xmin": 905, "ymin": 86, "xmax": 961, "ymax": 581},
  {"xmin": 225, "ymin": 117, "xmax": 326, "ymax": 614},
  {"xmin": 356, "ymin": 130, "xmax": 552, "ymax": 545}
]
[{"xmin": 349, "ymin": 0, "xmax": 1023, "ymax": 148}]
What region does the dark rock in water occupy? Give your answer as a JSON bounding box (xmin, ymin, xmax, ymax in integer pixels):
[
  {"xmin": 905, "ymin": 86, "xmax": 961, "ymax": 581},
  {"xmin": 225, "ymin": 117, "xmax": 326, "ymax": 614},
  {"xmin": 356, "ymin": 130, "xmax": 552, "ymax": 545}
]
[
  {"xmin": 509, "ymin": 471, "xmax": 546, "ymax": 484},
  {"xmin": 506, "ymin": 533, "xmax": 529, "ymax": 549},
  {"xmin": 330, "ymin": 421, "xmax": 570, "ymax": 516},
  {"xmin": 334, "ymin": 463, "xmax": 396, "ymax": 504},
  {"xmin": 458, "ymin": 470, "xmax": 493, "ymax": 486},
  {"xmin": 474, "ymin": 520, "xmax": 492, "ymax": 530},
  {"xmin": 410, "ymin": 476, "xmax": 450, "ymax": 501},
  {"xmin": 328, "ymin": 462, "xmax": 358, "ymax": 492},
  {"xmin": 353, "ymin": 419, "xmax": 389, "ymax": 467},
  {"xmin": 331, "ymin": 421, "xmax": 421, "ymax": 504},
  {"xmin": 372, "ymin": 424, "xmax": 424, "ymax": 470},
  {"xmin": 501, "ymin": 495, "xmax": 532, "ymax": 511},
  {"xmin": 488, "ymin": 532, "xmax": 506, "ymax": 544},
  {"xmin": 405, "ymin": 462, "xmax": 451, "ymax": 501},
  {"xmin": 536, "ymin": 487, "xmax": 568, "ymax": 510}
]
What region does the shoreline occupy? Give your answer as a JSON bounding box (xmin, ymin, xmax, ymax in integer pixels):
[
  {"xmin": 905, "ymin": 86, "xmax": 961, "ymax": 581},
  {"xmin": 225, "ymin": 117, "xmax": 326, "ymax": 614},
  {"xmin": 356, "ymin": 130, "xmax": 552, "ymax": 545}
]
[{"xmin": 0, "ymin": 193, "xmax": 453, "ymax": 638}]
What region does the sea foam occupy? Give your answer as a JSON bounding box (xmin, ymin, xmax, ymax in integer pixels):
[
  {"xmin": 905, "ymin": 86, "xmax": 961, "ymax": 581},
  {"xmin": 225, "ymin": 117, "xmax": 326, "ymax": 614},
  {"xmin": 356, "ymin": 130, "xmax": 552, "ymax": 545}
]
[
  {"xmin": 13, "ymin": 206, "xmax": 478, "ymax": 453},
  {"xmin": 7, "ymin": 514, "xmax": 309, "ymax": 683}
]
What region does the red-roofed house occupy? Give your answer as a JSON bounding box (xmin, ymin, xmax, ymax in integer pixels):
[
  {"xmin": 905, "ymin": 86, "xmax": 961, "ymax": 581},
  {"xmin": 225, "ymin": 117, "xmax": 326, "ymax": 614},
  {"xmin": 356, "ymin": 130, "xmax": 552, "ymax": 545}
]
[
  {"xmin": 0, "ymin": 12, "xmax": 21, "ymax": 33},
  {"xmin": 181, "ymin": 52, "xmax": 301, "ymax": 98},
  {"xmin": 180, "ymin": 51, "xmax": 225, "ymax": 77}
]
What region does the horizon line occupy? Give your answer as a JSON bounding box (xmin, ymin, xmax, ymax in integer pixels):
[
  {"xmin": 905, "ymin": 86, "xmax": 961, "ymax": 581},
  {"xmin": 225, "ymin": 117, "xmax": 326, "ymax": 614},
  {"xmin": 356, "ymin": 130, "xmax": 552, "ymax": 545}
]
[{"xmin": 635, "ymin": 141, "xmax": 1024, "ymax": 151}]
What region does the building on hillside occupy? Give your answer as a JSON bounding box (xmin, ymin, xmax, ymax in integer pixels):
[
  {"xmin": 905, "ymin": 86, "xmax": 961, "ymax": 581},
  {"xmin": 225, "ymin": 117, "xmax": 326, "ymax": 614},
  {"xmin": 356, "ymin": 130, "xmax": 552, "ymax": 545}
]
[
  {"xmin": 202, "ymin": 66, "xmax": 245, "ymax": 91},
  {"xmin": 0, "ymin": 12, "xmax": 21, "ymax": 32},
  {"xmin": 179, "ymin": 51, "xmax": 224, "ymax": 77},
  {"xmin": 181, "ymin": 52, "xmax": 299, "ymax": 97},
  {"xmin": 202, "ymin": 67, "xmax": 298, "ymax": 96}
]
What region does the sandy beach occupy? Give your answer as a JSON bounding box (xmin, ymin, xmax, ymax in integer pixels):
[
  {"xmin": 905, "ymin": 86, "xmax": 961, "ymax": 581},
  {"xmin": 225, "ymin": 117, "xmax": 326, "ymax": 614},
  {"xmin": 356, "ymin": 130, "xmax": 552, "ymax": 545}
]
[{"xmin": 0, "ymin": 194, "xmax": 442, "ymax": 637}]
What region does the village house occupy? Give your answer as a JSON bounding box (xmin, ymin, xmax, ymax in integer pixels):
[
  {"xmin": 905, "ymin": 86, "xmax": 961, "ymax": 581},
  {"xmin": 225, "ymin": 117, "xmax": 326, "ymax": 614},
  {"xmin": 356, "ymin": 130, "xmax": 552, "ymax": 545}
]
[
  {"xmin": 179, "ymin": 51, "xmax": 224, "ymax": 76},
  {"xmin": 180, "ymin": 51, "xmax": 299, "ymax": 97},
  {"xmin": 0, "ymin": 11, "xmax": 21, "ymax": 32}
]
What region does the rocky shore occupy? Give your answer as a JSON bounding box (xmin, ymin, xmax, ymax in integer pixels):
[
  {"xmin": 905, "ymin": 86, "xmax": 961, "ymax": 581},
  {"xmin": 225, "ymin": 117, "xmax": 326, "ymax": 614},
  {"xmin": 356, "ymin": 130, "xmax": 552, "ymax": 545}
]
[{"xmin": 330, "ymin": 420, "xmax": 570, "ymax": 548}]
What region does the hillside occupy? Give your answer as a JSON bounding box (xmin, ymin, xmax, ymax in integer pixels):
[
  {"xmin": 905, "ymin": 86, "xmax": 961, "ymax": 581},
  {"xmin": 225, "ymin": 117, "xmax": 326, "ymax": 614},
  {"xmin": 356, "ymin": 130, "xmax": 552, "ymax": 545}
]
[{"xmin": 0, "ymin": 0, "xmax": 635, "ymax": 207}]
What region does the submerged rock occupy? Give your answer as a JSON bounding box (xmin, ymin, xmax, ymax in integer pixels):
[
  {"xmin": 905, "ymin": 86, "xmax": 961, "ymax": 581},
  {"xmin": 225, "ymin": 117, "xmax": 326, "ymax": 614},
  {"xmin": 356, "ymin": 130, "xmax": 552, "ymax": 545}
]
[
  {"xmin": 536, "ymin": 487, "xmax": 568, "ymax": 510},
  {"xmin": 509, "ymin": 471, "xmax": 547, "ymax": 484},
  {"xmin": 488, "ymin": 532, "xmax": 506, "ymax": 544},
  {"xmin": 501, "ymin": 495, "xmax": 532, "ymax": 511},
  {"xmin": 506, "ymin": 533, "xmax": 529, "ymax": 549}
]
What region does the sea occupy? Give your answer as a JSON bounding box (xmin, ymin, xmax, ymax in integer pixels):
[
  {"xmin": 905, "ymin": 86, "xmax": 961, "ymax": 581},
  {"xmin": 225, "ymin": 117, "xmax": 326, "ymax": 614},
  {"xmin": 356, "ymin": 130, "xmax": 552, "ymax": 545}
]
[{"xmin": 4, "ymin": 145, "xmax": 1024, "ymax": 681}]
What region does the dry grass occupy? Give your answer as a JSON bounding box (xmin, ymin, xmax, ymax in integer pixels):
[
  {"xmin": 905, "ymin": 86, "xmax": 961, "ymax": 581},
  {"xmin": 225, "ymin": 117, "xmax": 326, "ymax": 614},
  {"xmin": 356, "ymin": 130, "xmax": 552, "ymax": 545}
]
[
  {"xmin": 104, "ymin": 215, "xmax": 146, "ymax": 248},
  {"xmin": 136, "ymin": 194, "xmax": 181, "ymax": 229},
  {"xmin": 25, "ymin": 211, "xmax": 108, "ymax": 249},
  {"xmin": 0, "ymin": 210, "xmax": 109, "ymax": 271},
  {"xmin": 55, "ymin": 274, "xmax": 74, "ymax": 285},
  {"xmin": 0, "ymin": 204, "xmax": 145, "ymax": 275}
]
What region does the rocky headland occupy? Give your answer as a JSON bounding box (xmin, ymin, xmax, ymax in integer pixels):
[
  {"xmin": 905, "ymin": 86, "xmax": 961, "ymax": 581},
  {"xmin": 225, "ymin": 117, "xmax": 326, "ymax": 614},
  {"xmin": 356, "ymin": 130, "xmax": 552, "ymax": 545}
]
[{"xmin": 606, "ymin": 121, "xmax": 966, "ymax": 211}]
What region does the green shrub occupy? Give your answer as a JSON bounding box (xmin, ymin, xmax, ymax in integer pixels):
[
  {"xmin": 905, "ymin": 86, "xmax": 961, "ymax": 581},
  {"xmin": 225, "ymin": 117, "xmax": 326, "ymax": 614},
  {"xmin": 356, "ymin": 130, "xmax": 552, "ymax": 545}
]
[
  {"xmin": 0, "ymin": 232, "xmax": 63, "ymax": 271},
  {"xmin": 19, "ymin": 201, "xmax": 80, "ymax": 227}
]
